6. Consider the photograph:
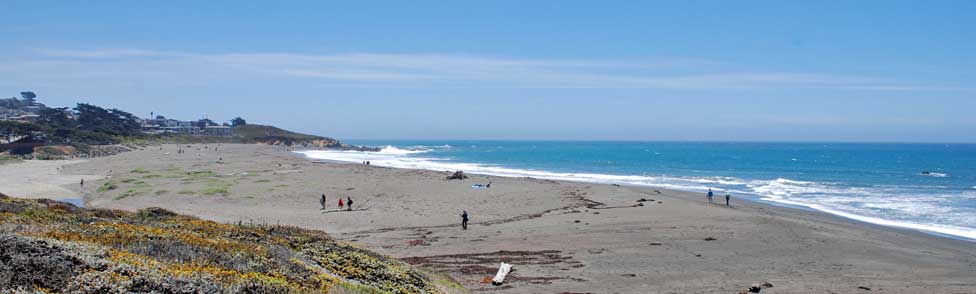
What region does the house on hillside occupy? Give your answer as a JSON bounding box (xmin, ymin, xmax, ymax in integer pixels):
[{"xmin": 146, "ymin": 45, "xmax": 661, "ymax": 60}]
[
  {"xmin": 11, "ymin": 114, "xmax": 40, "ymax": 123},
  {"xmin": 141, "ymin": 116, "xmax": 201, "ymax": 135},
  {"xmin": 204, "ymin": 125, "xmax": 233, "ymax": 137}
]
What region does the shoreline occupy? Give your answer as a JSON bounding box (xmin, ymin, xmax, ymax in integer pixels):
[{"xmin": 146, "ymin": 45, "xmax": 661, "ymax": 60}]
[
  {"xmin": 6, "ymin": 143, "xmax": 975, "ymax": 293},
  {"xmin": 295, "ymin": 149, "xmax": 976, "ymax": 242}
]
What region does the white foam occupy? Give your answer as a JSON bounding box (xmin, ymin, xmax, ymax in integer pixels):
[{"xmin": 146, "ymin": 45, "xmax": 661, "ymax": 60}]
[
  {"xmin": 297, "ymin": 148, "xmax": 976, "ymax": 241},
  {"xmin": 922, "ymin": 172, "xmax": 948, "ymax": 178},
  {"xmin": 760, "ymin": 197, "xmax": 976, "ymax": 240},
  {"xmin": 377, "ymin": 145, "xmax": 432, "ymax": 155}
]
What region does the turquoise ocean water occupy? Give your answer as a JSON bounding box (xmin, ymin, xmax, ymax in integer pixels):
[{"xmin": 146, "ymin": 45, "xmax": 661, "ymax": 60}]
[{"xmin": 299, "ymin": 141, "xmax": 976, "ymax": 240}]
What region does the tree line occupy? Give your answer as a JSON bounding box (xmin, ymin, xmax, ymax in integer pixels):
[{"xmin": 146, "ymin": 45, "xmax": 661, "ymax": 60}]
[{"xmin": 2, "ymin": 103, "xmax": 144, "ymax": 145}]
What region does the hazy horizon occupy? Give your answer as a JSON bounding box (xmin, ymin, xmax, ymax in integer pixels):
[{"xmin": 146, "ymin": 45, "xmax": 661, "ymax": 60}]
[{"xmin": 3, "ymin": 1, "xmax": 974, "ymax": 143}]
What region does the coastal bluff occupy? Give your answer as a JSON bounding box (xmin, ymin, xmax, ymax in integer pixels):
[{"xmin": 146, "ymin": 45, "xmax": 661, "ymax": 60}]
[{"xmin": 0, "ymin": 194, "xmax": 460, "ymax": 293}]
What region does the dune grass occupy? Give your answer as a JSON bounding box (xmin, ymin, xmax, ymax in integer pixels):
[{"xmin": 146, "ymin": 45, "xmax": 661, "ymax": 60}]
[
  {"xmin": 201, "ymin": 179, "xmax": 232, "ymax": 196},
  {"xmin": 96, "ymin": 181, "xmax": 117, "ymax": 193},
  {"xmin": 0, "ymin": 154, "xmax": 19, "ymax": 165}
]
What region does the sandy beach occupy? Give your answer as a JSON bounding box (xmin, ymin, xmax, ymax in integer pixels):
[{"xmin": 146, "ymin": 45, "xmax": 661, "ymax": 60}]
[{"xmin": 4, "ymin": 143, "xmax": 975, "ymax": 293}]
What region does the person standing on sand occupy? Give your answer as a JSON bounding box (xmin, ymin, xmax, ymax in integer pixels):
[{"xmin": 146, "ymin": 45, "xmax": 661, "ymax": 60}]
[
  {"xmin": 706, "ymin": 189, "xmax": 713, "ymax": 204},
  {"xmin": 461, "ymin": 210, "xmax": 469, "ymax": 230},
  {"xmin": 319, "ymin": 194, "xmax": 327, "ymax": 210},
  {"xmin": 725, "ymin": 192, "xmax": 731, "ymax": 206},
  {"xmin": 346, "ymin": 196, "xmax": 353, "ymax": 211},
  {"xmin": 80, "ymin": 178, "xmax": 84, "ymax": 187},
  {"xmin": 338, "ymin": 198, "xmax": 344, "ymax": 210}
]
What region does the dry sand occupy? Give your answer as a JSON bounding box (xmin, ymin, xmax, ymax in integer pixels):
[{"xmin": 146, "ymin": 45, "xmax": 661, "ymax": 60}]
[
  {"xmin": 0, "ymin": 159, "xmax": 104, "ymax": 201},
  {"xmin": 5, "ymin": 144, "xmax": 975, "ymax": 293}
]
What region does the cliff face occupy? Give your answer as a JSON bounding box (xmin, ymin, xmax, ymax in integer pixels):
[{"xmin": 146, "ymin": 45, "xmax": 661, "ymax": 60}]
[{"xmin": 0, "ymin": 196, "xmax": 454, "ymax": 293}]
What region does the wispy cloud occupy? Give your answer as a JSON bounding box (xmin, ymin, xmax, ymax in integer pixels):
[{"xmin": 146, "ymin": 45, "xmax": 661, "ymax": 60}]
[
  {"xmin": 6, "ymin": 47, "xmax": 960, "ymax": 91},
  {"xmin": 33, "ymin": 48, "xmax": 180, "ymax": 59}
]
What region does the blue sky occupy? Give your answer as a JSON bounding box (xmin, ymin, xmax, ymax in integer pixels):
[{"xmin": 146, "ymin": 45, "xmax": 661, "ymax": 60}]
[{"xmin": 1, "ymin": 1, "xmax": 974, "ymax": 142}]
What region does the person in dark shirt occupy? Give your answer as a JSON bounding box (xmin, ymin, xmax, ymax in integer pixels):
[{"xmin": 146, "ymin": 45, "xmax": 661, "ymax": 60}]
[{"xmin": 461, "ymin": 210, "xmax": 469, "ymax": 230}]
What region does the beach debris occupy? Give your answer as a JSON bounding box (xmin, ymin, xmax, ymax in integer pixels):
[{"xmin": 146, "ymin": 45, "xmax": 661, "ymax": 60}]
[
  {"xmin": 654, "ymin": 190, "xmax": 662, "ymax": 194},
  {"xmin": 704, "ymin": 237, "xmax": 717, "ymax": 241},
  {"xmin": 649, "ymin": 242, "xmax": 663, "ymax": 246},
  {"xmin": 574, "ymin": 220, "xmax": 581, "ymax": 223},
  {"xmin": 492, "ymin": 262, "xmax": 513, "ymax": 285},
  {"xmin": 740, "ymin": 282, "xmax": 774, "ymax": 293},
  {"xmin": 858, "ymin": 286, "xmax": 872, "ymax": 290},
  {"xmin": 407, "ymin": 239, "xmax": 426, "ymax": 246},
  {"xmin": 446, "ymin": 170, "xmax": 468, "ymax": 180},
  {"xmin": 636, "ymin": 198, "xmax": 654, "ymax": 202}
]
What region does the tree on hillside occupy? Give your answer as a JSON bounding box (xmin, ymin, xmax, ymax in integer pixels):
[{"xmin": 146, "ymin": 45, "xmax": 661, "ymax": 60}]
[
  {"xmin": 109, "ymin": 108, "xmax": 141, "ymax": 134},
  {"xmin": 20, "ymin": 92, "xmax": 37, "ymax": 104},
  {"xmin": 230, "ymin": 117, "xmax": 247, "ymax": 126},
  {"xmin": 36, "ymin": 107, "xmax": 73, "ymax": 128},
  {"xmin": 74, "ymin": 103, "xmax": 141, "ymax": 136}
]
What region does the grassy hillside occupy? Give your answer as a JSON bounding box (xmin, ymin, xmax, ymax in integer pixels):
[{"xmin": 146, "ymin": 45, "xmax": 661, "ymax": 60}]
[
  {"xmin": 0, "ymin": 195, "xmax": 460, "ymax": 293},
  {"xmin": 232, "ymin": 124, "xmax": 337, "ymax": 145}
]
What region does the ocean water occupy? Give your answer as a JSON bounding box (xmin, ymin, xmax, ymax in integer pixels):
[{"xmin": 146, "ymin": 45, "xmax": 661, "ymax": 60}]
[{"xmin": 298, "ymin": 141, "xmax": 976, "ymax": 240}]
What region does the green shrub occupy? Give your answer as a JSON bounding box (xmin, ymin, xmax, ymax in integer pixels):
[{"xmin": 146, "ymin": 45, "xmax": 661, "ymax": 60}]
[{"xmin": 96, "ymin": 181, "xmax": 117, "ymax": 192}]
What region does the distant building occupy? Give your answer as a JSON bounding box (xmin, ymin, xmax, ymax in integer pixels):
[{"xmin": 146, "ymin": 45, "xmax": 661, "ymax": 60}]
[
  {"xmin": 203, "ymin": 125, "xmax": 233, "ymax": 137},
  {"xmin": 161, "ymin": 126, "xmax": 202, "ymax": 135},
  {"xmin": 140, "ymin": 116, "xmax": 201, "ymax": 135},
  {"xmin": 11, "ymin": 114, "xmax": 40, "ymax": 123}
]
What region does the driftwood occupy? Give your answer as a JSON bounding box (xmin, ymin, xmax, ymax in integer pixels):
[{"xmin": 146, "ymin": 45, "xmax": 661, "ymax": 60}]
[
  {"xmin": 446, "ymin": 170, "xmax": 468, "ymax": 180},
  {"xmin": 320, "ymin": 208, "xmax": 369, "ymax": 214},
  {"xmin": 492, "ymin": 262, "xmax": 512, "ymax": 285}
]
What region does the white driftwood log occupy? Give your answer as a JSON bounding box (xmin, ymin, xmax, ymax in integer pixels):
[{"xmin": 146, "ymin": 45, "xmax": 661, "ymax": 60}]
[{"xmin": 492, "ymin": 262, "xmax": 513, "ymax": 285}]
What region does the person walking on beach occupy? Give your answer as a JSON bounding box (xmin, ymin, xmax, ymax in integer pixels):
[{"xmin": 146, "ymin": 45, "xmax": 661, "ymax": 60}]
[
  {"xmin": 706, "ymin": 189, "xmax": 713, "ymax": 204},
  {"xmin": 80, "ymin": 178, "xmax": 84, "ymax": 187},
  {"xmin": 319, "ymin": 194, "xmax": 327, "ymax": 210},
  {"xmin": 338, "ymin": 198, "xmax": 344, "ymax": 210},
  {"xmin": 346, "ymin": 196, "xmax": 354, "ymax": 211},
  {"xmin": 461, "ymin": 210, "xmax": 469, "ymax": 230},
  {"xmin": 725, "ymin": 192, "xmax": 731, "ymax": 206}
]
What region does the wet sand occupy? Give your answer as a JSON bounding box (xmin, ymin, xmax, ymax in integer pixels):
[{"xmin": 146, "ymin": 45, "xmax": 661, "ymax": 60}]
[{"xmin": 7, "ymin": 144, "xmax": 975, "ymax": 293}]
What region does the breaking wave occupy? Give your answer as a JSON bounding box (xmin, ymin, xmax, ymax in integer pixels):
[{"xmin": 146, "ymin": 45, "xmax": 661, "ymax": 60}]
[{"xmin": 298, "ymin": 148, "xmax": 976, "ymax": 240}]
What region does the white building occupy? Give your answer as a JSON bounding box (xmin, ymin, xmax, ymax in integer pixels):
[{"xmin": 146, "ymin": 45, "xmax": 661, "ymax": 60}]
[{"xmin": 203, "ymin": 125, "xmax": 233, "ymax": 137}]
